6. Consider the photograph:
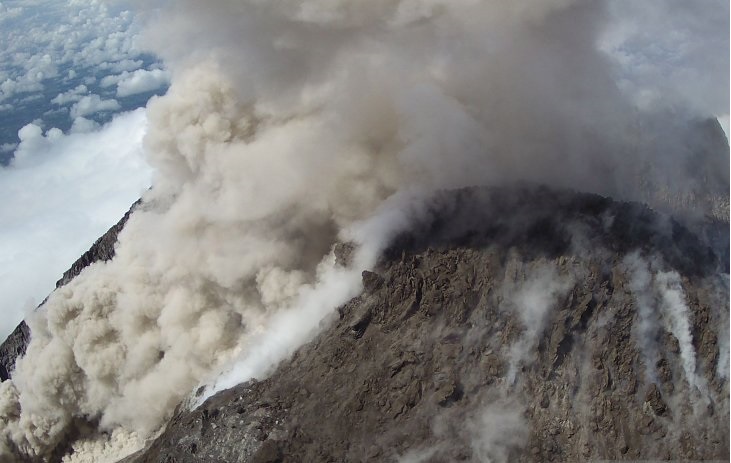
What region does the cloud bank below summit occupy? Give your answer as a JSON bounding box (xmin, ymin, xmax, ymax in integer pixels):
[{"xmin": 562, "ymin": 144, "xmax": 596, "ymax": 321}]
[
  {"xmin": 0, "ymin": 0, "xmax": 170, "ymax": 339},
  {"xmin": 0, "ymin": 0, "xmax": 727, "ymax": 461},
  {"xmin": 0, "ymin": 110, "xmax": 151, "ymax": 339}
]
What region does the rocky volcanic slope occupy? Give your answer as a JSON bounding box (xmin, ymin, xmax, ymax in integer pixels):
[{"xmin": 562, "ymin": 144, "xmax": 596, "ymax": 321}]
[
  {"xmin": 0, "ymin": 202, "xmax": 137, "ymax": 381},
  {"xmin": 126, "ymin": 187, "xmax": 729, "ymax": 462},
  {"xmin": 2, "ymin": 121, "xmax": 728, "ymax": 462}
]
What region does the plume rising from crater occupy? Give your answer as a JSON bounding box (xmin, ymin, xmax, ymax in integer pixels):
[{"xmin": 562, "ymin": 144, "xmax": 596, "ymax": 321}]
[{"xmin": 0, "ymin": 0, "xmax": 727, "ymax": 461}]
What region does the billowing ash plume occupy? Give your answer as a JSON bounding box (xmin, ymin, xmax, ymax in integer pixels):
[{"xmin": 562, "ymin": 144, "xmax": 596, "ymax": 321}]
[{"xmin": 0, "ymin": 0, "xmax": 728, "ymax": 460}]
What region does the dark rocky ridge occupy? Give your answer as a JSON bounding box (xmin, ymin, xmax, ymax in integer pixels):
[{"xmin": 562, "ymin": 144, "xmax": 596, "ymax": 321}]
[
  {"xmin": 1, "ymin": 184, "xmax": 727, "ymax": 461},
  {"xmin": 1, "ymin": 185, "xmax": 728, "ymax": 462},
  {"xmin": 0, "ymin": 201, "xmax": 138, "ymax": 381},
  {"xmin": 126, "ymin": 187, "xmax": 729, "ymax": 462},
  {"xmin": 0, "ymin": 323, "xmax": 29, "ymax": 383},
  {"xmin": 54, "ymin": 200, "xmax": 140, "ymax": 289}
]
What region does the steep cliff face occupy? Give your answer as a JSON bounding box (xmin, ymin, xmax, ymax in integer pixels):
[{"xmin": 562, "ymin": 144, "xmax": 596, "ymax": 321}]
[
  {"xmin": 128, "ymin": 187, "xmax": 729, "ymax": 462},
  {"xmin": 0, "ymin": 323, "xmax": 29, "ymax": 383},
  {"xmin": 54, "ymin": 201, "xmax": 140, "ymax": 290}
]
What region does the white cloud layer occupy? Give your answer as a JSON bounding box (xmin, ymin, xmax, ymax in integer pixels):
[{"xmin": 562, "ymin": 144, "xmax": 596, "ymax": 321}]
[
  {"xmin": 116, "ymin": 68, "xmax": 170, "ymax": 97},
  {"xmin": 98, "ymin": 59, "xmax": 144, "ymax": 74},
  {"xmin": 0, "ymin": 1, "xmax": 145, "ymax": 103},
  {"xmin": 0, "ymin": 2, "xmax": 23, "ymax": 22},
  {"xmin": 51, "ymin": 84, "xmax": 88, "ymax": 106},
  {"xmin": 69, "ymin": 94, "xmax": 121, "ymax": 118},
  {"xmin": 0, "ymin": 109, "xmax": 152, "ymax": 339}
]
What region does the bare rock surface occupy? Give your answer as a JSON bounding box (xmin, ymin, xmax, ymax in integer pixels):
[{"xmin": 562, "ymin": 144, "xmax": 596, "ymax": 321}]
[
  {"xmin": 129, "ymin": 187, "xmax": 729, "ymax": 462},
  {"xmin": 0, "ymin": 323, "xmax": 29, "ymax": 382}
]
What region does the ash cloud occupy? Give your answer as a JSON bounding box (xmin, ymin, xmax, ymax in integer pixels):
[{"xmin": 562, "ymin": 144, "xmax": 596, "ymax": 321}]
[{"xmin": 0, "ymin": 0, "xmax": 728, "ymax": 460}]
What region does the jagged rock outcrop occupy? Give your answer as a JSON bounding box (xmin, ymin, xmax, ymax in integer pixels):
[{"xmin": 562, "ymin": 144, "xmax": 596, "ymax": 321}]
[
  {"xmin": 0, "ymin": 323, "xmax": 29, "ymax": 382},
  {"xmin": 2, "ymin": 116, "xmax": 728, "ymax": 462},
  {"xmin": 55, "ymin": 200, "xmax": 140, "ymax": 289},
  {"xmin": 128, "ymin": 187, "xmax": 729, "ymax": 462},
  {"xmin": 0, "ymin": 201, "xmax": 138, "ymax": 381}
]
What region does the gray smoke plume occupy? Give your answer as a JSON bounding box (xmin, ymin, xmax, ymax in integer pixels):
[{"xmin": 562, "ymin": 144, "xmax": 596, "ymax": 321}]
[
  {"xmin": 0, "ymin": 0, "xmax": 727, "ymax": 460},
  {"xmin": 714, "ymin": 275, "xmax": 730, "ymax": 379},
  {"xmin": 502, "ymin": 259, "xmax": 573, "ymax": 384},
  {"xmin": 394, "ymin": 395, "xmax": 528, "ymax": 463},
  {"xmin": 623, "ymin": 252, "xmax": 662, "ymax": 383},
  {"xmin": 624, "ymin": 252, "xmax": 713, "ymax": 397},
  {"xmin": 469, "ymin": 401, "xmax": 528, "ymax": 463},
  {"xmin": 655, "ymin": 270, "xmax": 702, "ymax": 392}
]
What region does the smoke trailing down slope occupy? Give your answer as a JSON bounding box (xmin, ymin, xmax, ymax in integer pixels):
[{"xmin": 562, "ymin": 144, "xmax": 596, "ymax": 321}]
[
  {"xmin": 129, "ymin": 186, "xmax": 729, "ymax": 463},
  {"xmin": 0, "ymin": 0, "xmax": 728, "ymax": 461}
]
